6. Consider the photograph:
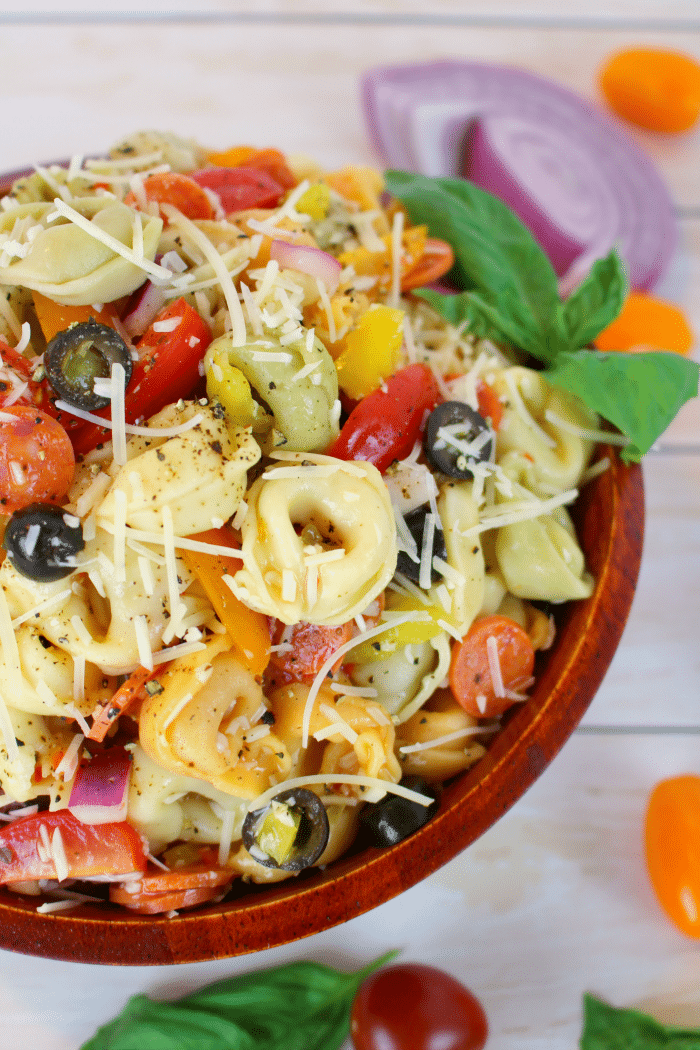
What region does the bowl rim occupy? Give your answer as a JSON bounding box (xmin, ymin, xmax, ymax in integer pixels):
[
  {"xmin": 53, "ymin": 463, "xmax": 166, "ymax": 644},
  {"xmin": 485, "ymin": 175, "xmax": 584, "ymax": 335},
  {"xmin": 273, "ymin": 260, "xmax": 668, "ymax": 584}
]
[{"xmin": 0, "ymin": 444, "xmax": 644, "ymax": 964}]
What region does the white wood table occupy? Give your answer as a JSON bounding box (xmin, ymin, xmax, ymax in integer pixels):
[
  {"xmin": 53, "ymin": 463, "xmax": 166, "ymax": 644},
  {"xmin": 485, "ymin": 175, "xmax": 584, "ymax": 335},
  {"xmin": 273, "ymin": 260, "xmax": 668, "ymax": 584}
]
[{"xmin": 0, "ymin": 3, "xmax": 698, "ymax": 1047}]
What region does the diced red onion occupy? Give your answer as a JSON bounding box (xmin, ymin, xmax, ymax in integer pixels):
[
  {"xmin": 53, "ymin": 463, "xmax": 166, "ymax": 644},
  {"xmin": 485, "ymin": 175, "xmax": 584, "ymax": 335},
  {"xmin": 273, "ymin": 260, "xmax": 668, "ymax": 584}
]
[
  {"xmin": 270, "ymin": 240, "xmax": 342, "ymax": 294},
  {"xmin": 68, "ymin": 747, "xmax": 131, "ymax": 825},
  {"xmin": 122, "ymin": 281, "xmax": 168, "ymax": 339},
  {"xmin": 362, "ymin": 60, "xmax": 677, "ymax": 290}
]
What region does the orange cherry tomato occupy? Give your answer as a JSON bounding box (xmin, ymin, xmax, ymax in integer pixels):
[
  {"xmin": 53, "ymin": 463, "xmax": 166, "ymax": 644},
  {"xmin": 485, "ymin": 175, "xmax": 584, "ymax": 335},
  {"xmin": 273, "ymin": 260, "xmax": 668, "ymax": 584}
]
[
  {"xmin": 449, "ymin": 614, "xmax": 535, "ymax": 718},
  {"xmin": 599, "ymin": 47, "xmax": 700, "ymax": 134},
  {"xmin": 401, "ymin": 238, "xmax": 455, "ymax": 291},
  {"xmin": 123, "ymin": 172, "xmax": 216, "ymax": 223},
  {"xmin": 645, "ymin": 774, "xmax": 700, "ymax": 937},
  {"xmin": 593, "ymin": 290, "xmax": 694, "ymax": 355},
  {"xmin": 0, "ymin": 406, "xmax": 75, "ymax": 513}
]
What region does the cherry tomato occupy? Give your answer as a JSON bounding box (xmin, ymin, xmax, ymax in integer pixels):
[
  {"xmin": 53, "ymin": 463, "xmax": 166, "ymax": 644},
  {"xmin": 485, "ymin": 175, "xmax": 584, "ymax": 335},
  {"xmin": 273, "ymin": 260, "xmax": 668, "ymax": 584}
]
[
  {"xmin": 351, "ymin": 963, "xmax": 488, "ymax": 1050},
  {"xmin": 599, "ymin": 47, "xmax": 700, "ymax": 134},
  {"xmin": 328, "ymin": 363, "xmax": 441, "ymax": 473},
  {"xmin": 645, "ymin": 774, "xmax": 700, "ymax": 938},
  {"xmin": 401, "ymin": 238, "xmax": 455, "ymax": 291},
  {"xmin": 123, "ymin": 172, "xmax": 216, "ymax": 223},
  {"xmin": 0, "ymin": 406, "xmax": 75, "ymax": 513},
  {"xmin": 70, "ymin": 298, "xmax": 212, "ymax": 455},
  {"xmin": 449, "ymin": 614, "xmax": 535, "ymax": 718},
  {"xmin": 190, "ymin": 166, "xmax": 286, "ymax": 212},
  {"xmin": 0, "ymin": 810, "xmax": 148, "ymax": 884}
]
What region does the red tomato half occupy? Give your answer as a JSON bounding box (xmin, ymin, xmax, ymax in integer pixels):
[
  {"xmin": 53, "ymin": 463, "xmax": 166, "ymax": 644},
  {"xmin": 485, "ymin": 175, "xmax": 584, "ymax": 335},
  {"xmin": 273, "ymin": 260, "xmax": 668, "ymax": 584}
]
[
  {"xmin": 70, "ymin": 298, "xmax": 212, "ymax": 455},
  {"xmin": 328, "ymin": 363, "xmax": 440, "ymax": 473},
  {"xmin": 0, "ymin": 406, "xmax": 75, "ymax": 513},
  {"xmin": 0, "ymin": 810, "xmax": 148, "ymax": 884},
  {"xmin": 190, "ymin": 166, "xmax": 286, "ymax": 212},
  {"xmin": 351, "ymin": 963, "xmax": 488, "ymax": 1050}
]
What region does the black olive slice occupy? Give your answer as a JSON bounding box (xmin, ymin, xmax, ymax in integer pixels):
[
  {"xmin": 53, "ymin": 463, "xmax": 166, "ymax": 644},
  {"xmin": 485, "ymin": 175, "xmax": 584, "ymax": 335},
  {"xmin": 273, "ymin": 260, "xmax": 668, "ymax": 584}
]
[
  {"xmin": 3, "ymin": 503, "xmax": 84, "ymax": 582},
  {"xmin": 423, "ymin": 401, "xmax": 494, "ymax": 479},
  {"xmin": 395, "ymin": 504, "xmax": 448, "ymax": 585},
  {"xmin": 360, "ymin": 778, "xmax": 439, "ymax": 848},
  {"xmin": 45, "ymin": 320, "xmax": 133, "ymax": 411},
  {"xmin": 242, "ymin": 787, "xmax": 329, "ymax": 872}
]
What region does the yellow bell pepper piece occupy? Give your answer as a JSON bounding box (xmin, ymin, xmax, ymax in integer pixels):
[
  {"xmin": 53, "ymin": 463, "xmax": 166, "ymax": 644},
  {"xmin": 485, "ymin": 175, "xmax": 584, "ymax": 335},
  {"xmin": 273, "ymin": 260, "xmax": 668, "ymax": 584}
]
[
  {"xmin": 295, "ymin": 183, "xmax": 331, "ymax": 221},
  {"xmin": 204, "ymin": 345, "xmax": 270, "ymax": 432},
  {"xmin": 351, "ymin": 594, "xmax": 444, "ymax": 664},
  {"xmin": 182, "ymin": 528, "xmax": 271, "ymax": 677},
  {"xmin": 335, "ymin": 304, "xmax": 404, "ymax": 401}
]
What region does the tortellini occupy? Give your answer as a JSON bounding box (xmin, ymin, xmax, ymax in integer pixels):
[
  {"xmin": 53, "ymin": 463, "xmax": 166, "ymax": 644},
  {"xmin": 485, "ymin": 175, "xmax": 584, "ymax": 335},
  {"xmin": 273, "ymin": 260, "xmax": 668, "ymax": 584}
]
[
  {"xmin": 230, "ymin": 453, "xmax": 397, "ymax": 625},
  {"xmin": 433, "ymin": 481, "xmax": 485, "ymax": 637},
  {"xmin": 493, "ymin": 453, "xmax": 594, "ymax": 603},
  {"xmin": 493, "ymin": 366, "xmax": 598, "ymax": 496},
  {"xmin": 139, "ymin": 638, "xmax": 292, "ymax": 799},
  {"xmin": 97, "ymin": 402, "xmax": 260, "ymax": 536},
  {"xmin": 0, "ymin": 199, "xmax": 162, "ymax": 305},
  {"xmin": 208, "ymin": 330, "xmax": 340, "ymax": 453}
]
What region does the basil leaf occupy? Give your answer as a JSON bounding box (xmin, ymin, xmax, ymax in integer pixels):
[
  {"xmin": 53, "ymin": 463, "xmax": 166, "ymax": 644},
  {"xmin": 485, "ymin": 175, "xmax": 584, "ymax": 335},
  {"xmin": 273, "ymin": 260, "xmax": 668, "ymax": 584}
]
[
  {"xmin": 544, "ymin": 349, "xmax": 700, "ymax": 461},
  {"xmin": 581, "ymin": 993, "xmax": 700, "ymax": 1048},
  {"xmin": 385, "ymin": 170, "xmax": 561, "ymax": 361},
  {"xmin": 559, "ymin": 251, "xmax": 628, "ymax": 349},
  {"xmin": 80, "ymin": 951, "xmax": 397, "ymax": 1050}
]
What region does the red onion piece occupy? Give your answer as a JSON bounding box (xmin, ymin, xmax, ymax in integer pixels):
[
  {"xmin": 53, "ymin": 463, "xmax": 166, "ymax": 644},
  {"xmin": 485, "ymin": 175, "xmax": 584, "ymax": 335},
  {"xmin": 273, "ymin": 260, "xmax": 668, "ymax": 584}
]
[
  {"xmin": 68, "ymin": 747, "xmax": 131, "ymax": 825},
  {"xmin": 122, "ymin": 280, "xmax": 168, "ymax": 339},
  {"xmin": 362, "ymin": 60, "xmax": 677, "ymax": 290},
  {"xmin": 270, "ymin": 239, "xmax": 342, "ymax": 294}
]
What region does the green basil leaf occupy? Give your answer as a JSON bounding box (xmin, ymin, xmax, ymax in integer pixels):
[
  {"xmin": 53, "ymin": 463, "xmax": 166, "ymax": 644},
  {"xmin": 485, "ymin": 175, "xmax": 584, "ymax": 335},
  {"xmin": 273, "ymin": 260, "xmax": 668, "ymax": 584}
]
[
  {"xmin": 559, "ymin": 251, "xmax": 628, "ymax": 349},
  {"xmin": 385, "ymin": 169, "xmax": 561, "ymax": 358},
  {"xmin": 80, "ymin": 952, "xmax": 397, "ymax": 1050},
  {"xmin": 581, "ymin": 993, "xmax": 700, "ymax": 1048},
  {"xmin": 544, "ymin": 349, "xmax": 700, "ymax": 461}
]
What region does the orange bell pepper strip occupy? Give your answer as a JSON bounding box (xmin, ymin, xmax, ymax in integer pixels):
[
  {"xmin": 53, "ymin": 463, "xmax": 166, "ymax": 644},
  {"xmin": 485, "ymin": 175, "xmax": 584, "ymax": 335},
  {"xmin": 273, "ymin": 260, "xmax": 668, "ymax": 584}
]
[
  {"xmin": 183, "ymin": 527, "xmax": 271, "ymax": 677},
  {"xmin": 32, "ymin": 290, "xmax": 119, "ymax": 344},
  {"xmin": 88, "ymin": 665, "xmax": 162, "ymax": 742}
]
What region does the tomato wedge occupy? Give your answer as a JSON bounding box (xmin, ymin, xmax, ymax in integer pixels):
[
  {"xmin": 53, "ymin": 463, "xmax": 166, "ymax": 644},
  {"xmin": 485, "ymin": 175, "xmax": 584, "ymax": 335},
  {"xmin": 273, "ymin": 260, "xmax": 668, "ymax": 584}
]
[
  {"xmin": 124, "ymin": 172, "xmax": 216, "ymax": 223},
  {"xmin": 69, "ymin": 298, "xmax": 211, "ymax": 455},
  {"xmin": 190, "ymin": 166, "xmax": 286, "ymax": 213},
  {"xmin": 0, "ymin": 810, "xmax": 147, "ymax": 884},
  {"xmin": 110, "ymin": 864, "xmax": 234, "ymax": 913},
  {"xmin": 449, "ymin": 615, "xmax": 535, "ymax": 718},
  {"xmin": 0, "ymin": 406, "xmax": 75, "ymax": 512},
  {"xmin": 401, "ymin": 238, "xmax": 455, "ymax": 291},
  {"xmin": 328, "ymin": 363, "xmax": 440, "ymax": 473}
]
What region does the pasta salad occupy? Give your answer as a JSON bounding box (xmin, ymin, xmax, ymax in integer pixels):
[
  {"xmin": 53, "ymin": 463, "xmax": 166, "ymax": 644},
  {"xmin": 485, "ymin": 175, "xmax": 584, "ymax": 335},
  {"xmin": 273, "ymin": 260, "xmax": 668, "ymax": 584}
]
[{"xmin": 0, "ymin": 131, "xmax": 602, "ymax": 914}]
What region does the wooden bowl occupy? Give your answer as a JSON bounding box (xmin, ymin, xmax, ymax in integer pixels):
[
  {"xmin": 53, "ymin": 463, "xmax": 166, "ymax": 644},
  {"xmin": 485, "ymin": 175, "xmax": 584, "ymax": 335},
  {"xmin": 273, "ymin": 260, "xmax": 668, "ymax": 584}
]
[{"xmin": 0, "ymin": 445, "xmax": 643, "ymax": 963}]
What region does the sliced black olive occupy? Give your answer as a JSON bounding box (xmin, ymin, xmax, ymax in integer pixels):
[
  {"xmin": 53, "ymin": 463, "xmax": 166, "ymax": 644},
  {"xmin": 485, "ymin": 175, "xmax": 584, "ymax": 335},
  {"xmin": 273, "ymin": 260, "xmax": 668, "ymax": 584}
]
[
  {"xmin": 242, "ymin": 787, "xmax": 329, "ymax": 871},
  {"xmin": 423, "ymin": 400, "xmax": 494, "ymax": 479},
  {"xmin": 2, "ymin": 503, "xmax": 84, "ymax": 582},
  {"xmin": 360, "ymin": 777, "xmax": 439, "ymax": 848},
  {"xmin": 45, "ymin": 320, "xmax": 133, "ymax": 411},
  {"xmin": 395, "ymin": 504, "xmax": 448, "ymax": 585}
]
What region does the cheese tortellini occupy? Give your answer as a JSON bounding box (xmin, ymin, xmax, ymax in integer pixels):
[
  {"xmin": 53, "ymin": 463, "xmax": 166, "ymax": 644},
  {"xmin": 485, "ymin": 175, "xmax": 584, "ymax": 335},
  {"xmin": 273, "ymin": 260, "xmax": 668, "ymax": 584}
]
[{"xmin": 230, "ymin": 452, "xmax": 397, "ymax": 625}]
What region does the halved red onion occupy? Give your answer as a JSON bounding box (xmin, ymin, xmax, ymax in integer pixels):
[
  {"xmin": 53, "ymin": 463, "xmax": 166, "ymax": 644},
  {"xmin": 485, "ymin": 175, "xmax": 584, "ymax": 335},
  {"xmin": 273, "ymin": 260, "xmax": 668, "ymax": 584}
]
[
  {"xmin": 122, "ymin": 280, "xmax": 168, "ymax": 339},
  {"xmin": 270, "ymin": 239, "xmax": 342, "ymax": 294},
  {"xmin": 68, "ymin": 747, "xmax": 131, "ymax": 825},
  {"xmin": 362, "ymin": 60, "xmax": 677, "ymax": 290}
]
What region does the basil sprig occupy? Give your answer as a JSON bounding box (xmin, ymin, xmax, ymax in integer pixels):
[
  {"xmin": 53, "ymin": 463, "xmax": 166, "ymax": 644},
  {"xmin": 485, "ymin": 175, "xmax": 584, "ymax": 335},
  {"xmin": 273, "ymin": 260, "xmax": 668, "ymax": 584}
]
[
  {"xmin": 80, "ymin": 951, "xmax": 397, "ymax": 1050},
  {"xmin": 385, "ymin": 169, "xmax": 699, "ymax": 461},
  {"xmin": 581, "ymin": 993, "xmax": 700, "ymax": 1048}
]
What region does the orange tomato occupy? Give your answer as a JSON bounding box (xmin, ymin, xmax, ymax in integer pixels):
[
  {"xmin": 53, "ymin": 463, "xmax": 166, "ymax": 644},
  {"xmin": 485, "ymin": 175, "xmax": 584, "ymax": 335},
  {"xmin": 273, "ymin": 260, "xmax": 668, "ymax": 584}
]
[
  {"xmin": 599, "ymin": 47, "xmax": 700, "ymax": 134},
  {"xmin": 645, "ymin": 775, "xmax": 700, "ymax": 937},
  {"xmin": 123, "ymin": 172, "xmax": 216, "ymax": 223},
  {"xmin": 593, "ymin": 290, "xmax": 694, "ymax": 355}
]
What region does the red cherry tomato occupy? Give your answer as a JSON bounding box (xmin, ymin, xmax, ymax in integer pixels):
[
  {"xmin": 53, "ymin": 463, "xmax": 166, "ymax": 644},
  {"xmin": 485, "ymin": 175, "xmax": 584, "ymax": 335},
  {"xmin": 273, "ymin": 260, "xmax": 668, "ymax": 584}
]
[
  {"xmin": 190, "ymin": 166, "xmax": 286, "ymax": 212},
  {"xmin": 328, "ymin": 363, "xmax": 440, "ymax": 473},
  {"xmin": 351, "ymin": 963, "xmax": 488, "ymax": 1050},
  {"xmin": 645, "ymin": 774, "xmax": 700, "ymax": 938},
  {"xmin": 0, "ymin": 406, "xmax": 75, "ymax": 513}
]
